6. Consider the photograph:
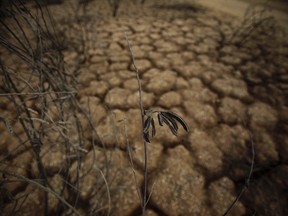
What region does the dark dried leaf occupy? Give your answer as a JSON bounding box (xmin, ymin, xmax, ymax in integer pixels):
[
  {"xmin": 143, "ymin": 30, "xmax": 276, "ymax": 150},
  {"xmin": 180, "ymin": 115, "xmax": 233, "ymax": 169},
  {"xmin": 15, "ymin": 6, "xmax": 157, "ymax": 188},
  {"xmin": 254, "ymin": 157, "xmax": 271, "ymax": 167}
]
[
  {"xmin": 161, "ymin": 112, "xmax": 178, "ymax": 131},
  {"xmin": 151, "ymin": 117, "xmax": 156, "ymax": 137},
  {"xmin": 144, "ymin": 131, "xmax": 150, "ymax": 143},
  {"xmin": 162, "ymin": 116, "xmax": 178, "ymax": 136},
  {"xmin": 144, "ymin": 116, "xmax": 151, "ymax": 133},
  {"xmin": 165, "ymin": 111, "xmax": 189, "ymax": 132},
  {"xmin": 158, "ymin": 112, "xmax": 164, "ymax": 126}
]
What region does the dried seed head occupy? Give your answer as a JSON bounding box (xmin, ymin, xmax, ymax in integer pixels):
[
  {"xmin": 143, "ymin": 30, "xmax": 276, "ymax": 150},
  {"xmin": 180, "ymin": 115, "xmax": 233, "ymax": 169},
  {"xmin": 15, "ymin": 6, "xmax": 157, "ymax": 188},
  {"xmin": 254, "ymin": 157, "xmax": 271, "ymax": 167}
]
[{"xmin": 142, "ymin": 110, "xmax": 189, "ymax": 143}]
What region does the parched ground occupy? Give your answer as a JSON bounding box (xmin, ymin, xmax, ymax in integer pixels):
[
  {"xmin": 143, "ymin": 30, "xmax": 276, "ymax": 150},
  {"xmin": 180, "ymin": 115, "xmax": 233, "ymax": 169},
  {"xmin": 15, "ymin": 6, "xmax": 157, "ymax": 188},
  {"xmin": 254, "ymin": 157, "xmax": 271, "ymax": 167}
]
[{"xmin": 1, "ymin": 0, "xmax": 288, "ymax": 215}]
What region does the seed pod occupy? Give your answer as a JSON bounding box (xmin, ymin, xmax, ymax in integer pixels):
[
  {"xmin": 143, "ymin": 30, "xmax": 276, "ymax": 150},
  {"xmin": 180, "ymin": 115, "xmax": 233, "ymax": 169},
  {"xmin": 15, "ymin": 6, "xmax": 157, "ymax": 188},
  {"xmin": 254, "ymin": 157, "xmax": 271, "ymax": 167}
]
[
  {"xmin": 144, "ymin": 116, "xmax": 151, "ymax": 133},
  {"xmin": 162, "ymin": 115, "xmax": 178, "ymax": 136},
  {"xmin": 165, "ymin": 111, "xmax": 189, "ymax": 132},
  {"xmin": 151, "ymin": 117, "xmax": 156, "ymax": 137},
  {"xmin": 158, "ymin": 112, "xmax": 164, "ymax": 126},
  {"xmin": 161, "ymin": 112, "xmax": 178, "ymax": 131},
  {"xmin": 143, "ymin": 131, "xmax": 150, "ymax": 143}
]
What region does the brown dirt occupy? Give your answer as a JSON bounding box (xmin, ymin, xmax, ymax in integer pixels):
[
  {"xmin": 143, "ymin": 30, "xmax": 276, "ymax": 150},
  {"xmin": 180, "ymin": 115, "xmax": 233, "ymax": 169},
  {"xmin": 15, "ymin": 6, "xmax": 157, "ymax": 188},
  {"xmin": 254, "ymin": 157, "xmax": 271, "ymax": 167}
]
[{"xmin": 1, "ymin": 0, "xmax": 288, "ymax": 215}]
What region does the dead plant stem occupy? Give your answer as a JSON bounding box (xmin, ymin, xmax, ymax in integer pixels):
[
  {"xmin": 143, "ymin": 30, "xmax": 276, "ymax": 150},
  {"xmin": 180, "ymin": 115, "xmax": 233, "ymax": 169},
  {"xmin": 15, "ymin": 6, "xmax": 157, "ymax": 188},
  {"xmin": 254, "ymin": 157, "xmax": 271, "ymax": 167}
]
[
  {"xmin": 0, "ymin": 169, "xmax": 80, "ymax": 216},
  {"xmin": 125, "ymin": 33, "xmax": 148, "ymax": 216},
  {"xmin": 223, "ymin": 129, "xmax": 255, "ymax": 216},
  {"xmin": 0, "ymin": 91, "xmax": 77, "ymax": 96}
]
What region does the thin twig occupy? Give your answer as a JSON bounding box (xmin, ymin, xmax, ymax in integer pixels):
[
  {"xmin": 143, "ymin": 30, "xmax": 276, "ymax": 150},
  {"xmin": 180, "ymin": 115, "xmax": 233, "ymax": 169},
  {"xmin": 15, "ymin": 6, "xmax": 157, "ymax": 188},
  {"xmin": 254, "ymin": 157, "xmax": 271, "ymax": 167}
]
[
  {"xmin": 95, "ymin": 167, "xmax": 112, "ymax": 215},
  {"xmin": 223, "ymin": 129, "xmax": 255, "ymax": 216},
  {"xmin": 0, "ymin": 169, "xmax": 81, "ymax": 216},
  {"xmin": 124, "ymin": 119, "xmax": 142, "ymax": 206},
  {"xmin": 125, "ymin": 33, "xmax": 148, "ymax": 216},
  {"xmin": 0, "ymin": 91, "xmax": 77, "ymax": 96},
  {"xmin": 0, "ymin": 1, "xmax": 110, "ymax": 214}
]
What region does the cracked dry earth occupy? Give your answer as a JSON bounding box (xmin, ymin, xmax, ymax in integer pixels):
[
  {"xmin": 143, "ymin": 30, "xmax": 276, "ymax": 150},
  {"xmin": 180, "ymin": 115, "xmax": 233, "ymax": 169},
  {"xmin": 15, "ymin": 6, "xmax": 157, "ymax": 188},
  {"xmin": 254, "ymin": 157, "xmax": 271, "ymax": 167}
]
[{"xmin": 1, "ymin": 0, "xmax": 288, "ymax": 216}]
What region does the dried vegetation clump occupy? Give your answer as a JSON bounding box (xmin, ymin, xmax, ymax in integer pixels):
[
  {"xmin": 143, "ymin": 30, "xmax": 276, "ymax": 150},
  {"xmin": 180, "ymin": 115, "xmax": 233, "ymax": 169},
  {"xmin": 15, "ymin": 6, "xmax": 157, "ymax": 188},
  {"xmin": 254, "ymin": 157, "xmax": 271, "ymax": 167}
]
[{"xmin": 0, "ymin": 1, "xmax": 110, "ymax": 215}]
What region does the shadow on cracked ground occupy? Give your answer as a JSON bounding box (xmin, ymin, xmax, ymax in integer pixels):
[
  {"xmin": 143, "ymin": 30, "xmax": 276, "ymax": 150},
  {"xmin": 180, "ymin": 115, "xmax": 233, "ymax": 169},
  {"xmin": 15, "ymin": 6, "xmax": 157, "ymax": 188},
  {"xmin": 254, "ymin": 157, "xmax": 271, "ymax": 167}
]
[{"xmin": 0, "ymin": 0, "xmax": 288, "ymax": 215}]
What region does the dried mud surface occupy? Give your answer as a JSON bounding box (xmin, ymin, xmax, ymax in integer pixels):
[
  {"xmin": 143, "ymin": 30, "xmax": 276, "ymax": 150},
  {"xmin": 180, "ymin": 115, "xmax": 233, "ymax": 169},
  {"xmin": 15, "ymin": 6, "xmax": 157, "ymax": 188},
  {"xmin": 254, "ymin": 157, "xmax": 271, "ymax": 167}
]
[{"xmin": 1, "ymin": 0, "xmax": 288, "ymax": 215}]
